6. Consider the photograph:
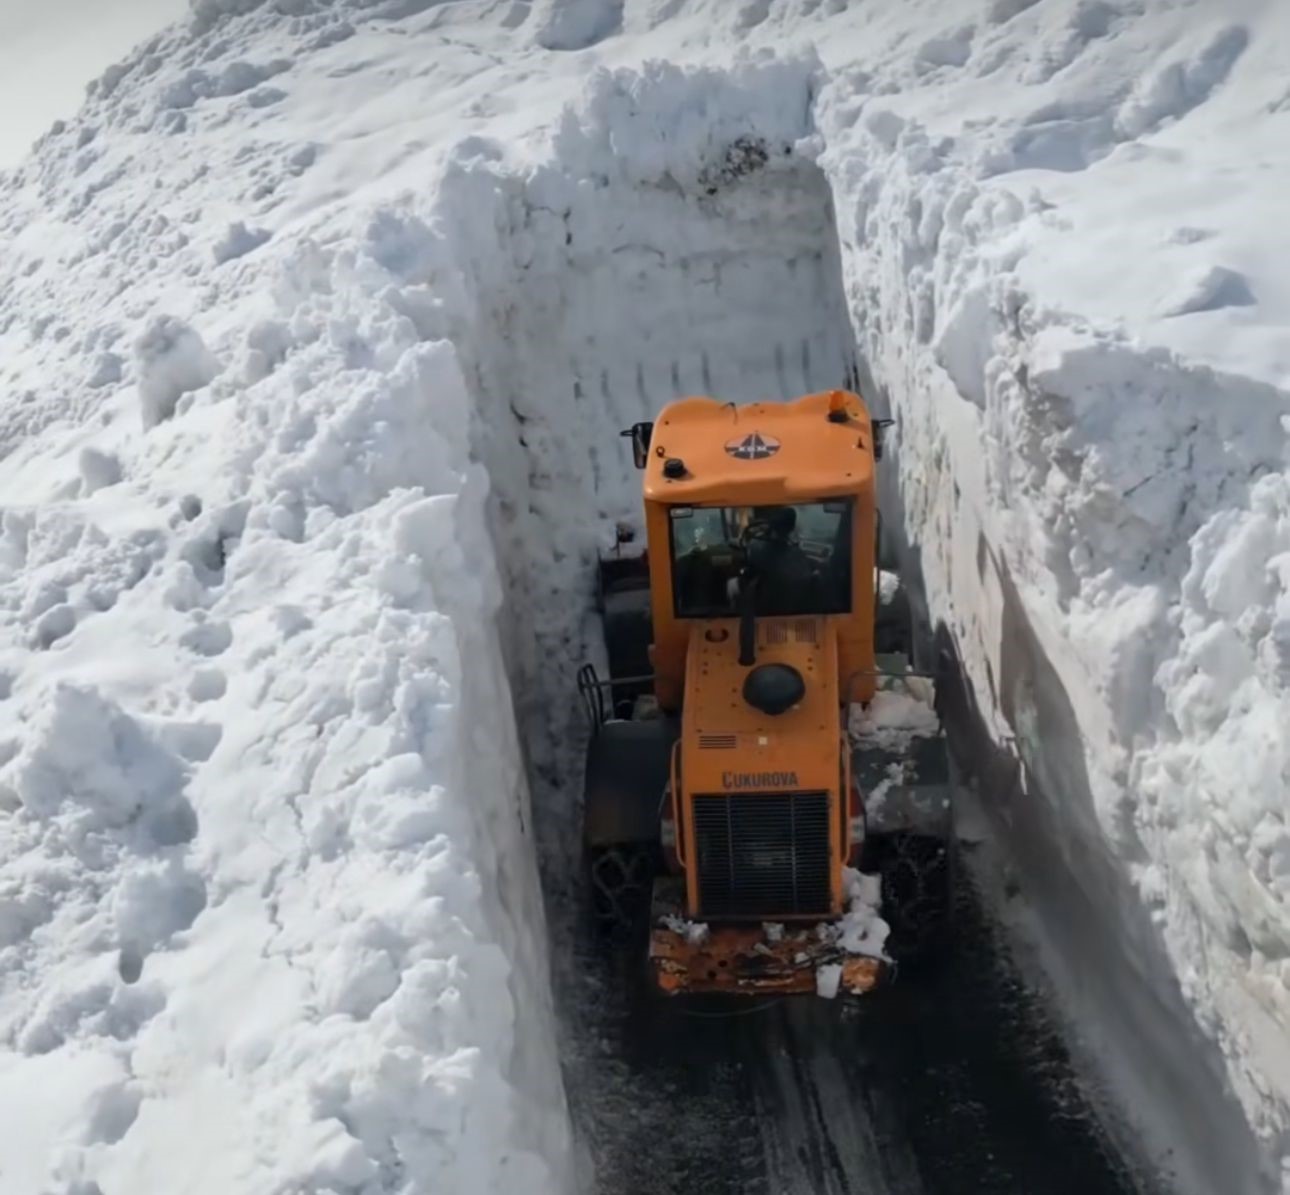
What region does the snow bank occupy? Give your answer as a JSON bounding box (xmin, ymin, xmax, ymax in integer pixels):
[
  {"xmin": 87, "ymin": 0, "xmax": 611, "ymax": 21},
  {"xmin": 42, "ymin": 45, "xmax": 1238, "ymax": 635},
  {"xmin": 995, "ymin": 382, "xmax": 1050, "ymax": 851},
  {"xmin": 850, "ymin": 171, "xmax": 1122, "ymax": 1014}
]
[
  {"xmin": 0, "ymin": 8, "xmax": 574, "ymax": 1191},
  {"xmin": 804, "ymin": 1, "xmax": 1290, "ymax": 1189}
]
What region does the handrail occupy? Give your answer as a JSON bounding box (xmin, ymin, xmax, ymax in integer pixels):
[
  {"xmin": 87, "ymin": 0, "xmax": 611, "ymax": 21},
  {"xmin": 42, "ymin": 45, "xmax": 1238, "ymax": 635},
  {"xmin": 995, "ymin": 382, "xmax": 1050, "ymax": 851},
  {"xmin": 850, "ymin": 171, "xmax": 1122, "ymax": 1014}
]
[
  {"xmin": 576, "ymin": 663, "xmax": 607, "ymax": 731},
  {"xmin": 581, "ymin": 672, "xmax": 656, "ymax": 691},
  {"xmin": 669, "ymin": 740, "xmax": 687, "ymax": 869},
  {"xmin": 838, "ymin": 730, "xmax": 852, "ymax": 868},
  {"xmin": 577, "ymin": 666, "xmax": 657, "ymax": 732}
]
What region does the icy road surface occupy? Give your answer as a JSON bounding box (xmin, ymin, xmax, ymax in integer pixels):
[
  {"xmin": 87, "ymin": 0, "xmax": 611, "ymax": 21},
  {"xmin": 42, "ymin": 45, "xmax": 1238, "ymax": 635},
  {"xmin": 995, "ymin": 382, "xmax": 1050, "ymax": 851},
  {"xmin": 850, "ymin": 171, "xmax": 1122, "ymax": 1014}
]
[
  {"xmin": 535, "ymin": 617, "xmax": 1157, "ymax": 1195},
  {"xmin": 554, "ymin": 878, "xmax": 1155, "ymax": 1195}
]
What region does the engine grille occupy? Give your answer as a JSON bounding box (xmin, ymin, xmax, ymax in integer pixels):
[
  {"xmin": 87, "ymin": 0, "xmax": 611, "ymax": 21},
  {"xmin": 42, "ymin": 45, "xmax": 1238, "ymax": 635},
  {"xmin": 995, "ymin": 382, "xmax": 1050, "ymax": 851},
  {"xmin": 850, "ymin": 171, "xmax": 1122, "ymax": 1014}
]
[{"xmin": 692, "ymin": 792, "xmax": 832, "ymax": 917}]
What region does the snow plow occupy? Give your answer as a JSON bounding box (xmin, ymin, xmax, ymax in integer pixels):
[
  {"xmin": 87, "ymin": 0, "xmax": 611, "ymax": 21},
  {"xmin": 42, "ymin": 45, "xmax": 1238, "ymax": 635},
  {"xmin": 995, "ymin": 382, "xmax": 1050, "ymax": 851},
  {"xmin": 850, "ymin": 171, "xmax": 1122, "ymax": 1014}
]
[{"xmin": 579, "ymin": 391, "xmax": 954, "ymax": 998}]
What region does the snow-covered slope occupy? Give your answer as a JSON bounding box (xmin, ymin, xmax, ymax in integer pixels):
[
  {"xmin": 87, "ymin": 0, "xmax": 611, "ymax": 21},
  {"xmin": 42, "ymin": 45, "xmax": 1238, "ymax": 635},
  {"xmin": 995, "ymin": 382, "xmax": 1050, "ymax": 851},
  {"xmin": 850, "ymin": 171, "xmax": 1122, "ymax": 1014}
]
[
  {"xmin": 1, "ymin": 0, "xmax": 1288, "ymax": 1192},
  {"xmin": 0, "ymin": 7, "xmax": 579, "ymax": 1193}
]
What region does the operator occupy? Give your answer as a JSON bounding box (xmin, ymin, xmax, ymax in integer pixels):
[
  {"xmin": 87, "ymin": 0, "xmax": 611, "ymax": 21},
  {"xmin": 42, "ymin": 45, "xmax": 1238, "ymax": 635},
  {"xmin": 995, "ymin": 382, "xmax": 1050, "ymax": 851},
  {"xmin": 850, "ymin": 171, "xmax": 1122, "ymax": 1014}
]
[{"xmin": 744, "ymin": 506, "xmax": 820, "ymax": 615}]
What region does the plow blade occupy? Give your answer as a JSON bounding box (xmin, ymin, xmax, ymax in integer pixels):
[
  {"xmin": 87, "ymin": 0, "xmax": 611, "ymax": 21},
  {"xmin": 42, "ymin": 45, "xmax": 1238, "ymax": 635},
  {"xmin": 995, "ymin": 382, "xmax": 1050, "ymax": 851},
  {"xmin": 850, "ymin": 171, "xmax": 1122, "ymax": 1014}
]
[{"xmin": 648, "ymin": 879, "xmax": 884, "ymax": 997}]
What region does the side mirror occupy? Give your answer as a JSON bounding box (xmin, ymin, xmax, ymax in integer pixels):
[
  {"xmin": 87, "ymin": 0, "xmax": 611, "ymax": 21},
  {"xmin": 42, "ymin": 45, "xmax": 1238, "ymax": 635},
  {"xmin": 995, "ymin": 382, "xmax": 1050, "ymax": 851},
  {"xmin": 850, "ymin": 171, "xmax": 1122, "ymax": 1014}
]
[
  {"xmin": 621, "ymin": 421, "xmax": 654, "ymax": 470},
  {"xmin": 872, "ymin": 418, "xmax": 894, "ymax": 461}
]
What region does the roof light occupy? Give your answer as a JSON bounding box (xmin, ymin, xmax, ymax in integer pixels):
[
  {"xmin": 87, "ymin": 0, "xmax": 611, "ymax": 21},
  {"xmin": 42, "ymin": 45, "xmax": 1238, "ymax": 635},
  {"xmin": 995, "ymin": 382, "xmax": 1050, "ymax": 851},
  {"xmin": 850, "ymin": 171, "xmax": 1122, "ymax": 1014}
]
[{"xmin": 827, "ymin": 391, "xmax": 848, "ymax": 423}]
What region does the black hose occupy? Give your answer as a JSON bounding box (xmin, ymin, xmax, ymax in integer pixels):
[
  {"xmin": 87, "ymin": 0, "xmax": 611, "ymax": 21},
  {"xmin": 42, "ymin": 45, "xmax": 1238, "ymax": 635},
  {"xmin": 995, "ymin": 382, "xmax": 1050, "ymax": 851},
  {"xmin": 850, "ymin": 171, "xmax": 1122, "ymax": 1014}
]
[{"xmin": 738, "ymin": 575, "xmax": 757, "ymax": 667}]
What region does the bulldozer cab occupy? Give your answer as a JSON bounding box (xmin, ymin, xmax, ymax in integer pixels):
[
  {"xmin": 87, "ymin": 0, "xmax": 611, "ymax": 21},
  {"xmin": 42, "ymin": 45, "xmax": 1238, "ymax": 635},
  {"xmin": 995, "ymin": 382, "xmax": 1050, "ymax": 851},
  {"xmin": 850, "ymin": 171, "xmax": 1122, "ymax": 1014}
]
[
  {"xmin": 639, "ymin": 392, "xmax": 879, "ymax": 712},
  {"xmin": 670, "ymin": 499, "xmax": 853, "ymax": 619}
]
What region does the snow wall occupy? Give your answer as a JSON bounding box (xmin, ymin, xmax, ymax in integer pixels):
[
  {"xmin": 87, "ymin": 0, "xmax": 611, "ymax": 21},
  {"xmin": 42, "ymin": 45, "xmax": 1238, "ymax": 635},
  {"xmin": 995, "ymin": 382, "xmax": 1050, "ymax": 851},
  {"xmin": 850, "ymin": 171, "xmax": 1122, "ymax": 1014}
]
[
  {"xmin": 432, "ymin": 34, "xmax": 1283, "ymax": 1193},
  {"xmin": 0, "ymin": 6, "xmax": 577, "ymax": 1193},
  {"xmin": 0, "ymin": 0, "xmax": 1287, "ymax": 1192}
]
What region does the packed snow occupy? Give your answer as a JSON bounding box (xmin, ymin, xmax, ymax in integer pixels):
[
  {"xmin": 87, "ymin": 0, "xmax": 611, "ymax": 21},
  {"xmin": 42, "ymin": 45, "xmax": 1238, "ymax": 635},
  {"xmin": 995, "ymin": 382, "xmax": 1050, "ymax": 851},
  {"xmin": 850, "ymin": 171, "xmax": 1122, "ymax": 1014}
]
[
  {"xmin": 659, "ymin": 916, "xmax": 710, "ymax": 946},
  {"xmin": 833, "ymin": 867, "xmax": 891, "ymax": 960},
  {"xmin": 1, "ymin": 0, "xmax": 1288, "ymax": 1192},
  {"xmin": 850, "ymin": 681, "xmax": 943, "ymax": 752},
  {"xmin": 816, "ymin": 869, "xmax": 890, "ymax": 998}
]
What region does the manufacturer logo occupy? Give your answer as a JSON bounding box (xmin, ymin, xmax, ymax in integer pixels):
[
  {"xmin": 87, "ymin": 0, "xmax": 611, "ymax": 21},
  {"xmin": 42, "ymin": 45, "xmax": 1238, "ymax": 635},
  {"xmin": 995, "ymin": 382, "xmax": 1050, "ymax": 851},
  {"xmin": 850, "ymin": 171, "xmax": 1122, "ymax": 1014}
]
[
  {"xmin": 722, "ymin": 771, "xmax": 800, "ymax": 789},
  {"xmin": 724, "ymin": 432, "xmax": 781, "ymax": 460}
]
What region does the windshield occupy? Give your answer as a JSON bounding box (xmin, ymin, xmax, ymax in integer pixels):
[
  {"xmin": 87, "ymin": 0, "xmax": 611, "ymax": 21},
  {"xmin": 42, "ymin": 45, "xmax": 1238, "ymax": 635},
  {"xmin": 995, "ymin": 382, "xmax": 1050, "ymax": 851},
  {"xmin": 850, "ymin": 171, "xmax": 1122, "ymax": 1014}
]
[{"xmin": 670, "ymin": 501, "xmax": 853, "ymax": 618}]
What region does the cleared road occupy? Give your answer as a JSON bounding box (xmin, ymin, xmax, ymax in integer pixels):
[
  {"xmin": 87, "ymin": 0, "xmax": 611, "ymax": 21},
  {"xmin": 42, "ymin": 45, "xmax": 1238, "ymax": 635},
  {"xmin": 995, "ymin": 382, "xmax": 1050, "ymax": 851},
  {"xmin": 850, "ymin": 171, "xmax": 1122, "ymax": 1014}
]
[{"xmin": 550, "ymin": 858, "xmax": 1155, "ymax": 1195}]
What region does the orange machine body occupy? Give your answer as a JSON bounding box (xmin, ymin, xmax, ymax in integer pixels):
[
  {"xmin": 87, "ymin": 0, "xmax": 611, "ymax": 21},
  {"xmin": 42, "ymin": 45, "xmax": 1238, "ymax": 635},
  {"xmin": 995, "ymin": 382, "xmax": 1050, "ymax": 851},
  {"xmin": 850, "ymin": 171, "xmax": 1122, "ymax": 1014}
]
[{"xmin": 641, "ymin": 391, "xmax": 879, "ymax": 923}]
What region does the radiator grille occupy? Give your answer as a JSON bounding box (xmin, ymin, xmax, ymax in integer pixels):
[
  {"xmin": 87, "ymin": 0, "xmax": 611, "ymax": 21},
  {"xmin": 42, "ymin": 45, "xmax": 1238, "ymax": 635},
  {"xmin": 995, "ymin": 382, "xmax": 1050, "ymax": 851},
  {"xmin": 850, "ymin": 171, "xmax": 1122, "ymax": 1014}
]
[
  {"xmin": 698, "ymin": 734, "xmax": 737, "ymax": 750},
  {"xmin": 758, "ymin": 620, "xmax": 817, "ymax": 647},
  {"xmin": 692, "ymin": 792, "xmax": 832, "ymax": 917},
  {"xmin": 793, "ymin": 618, "xmax": 818, "ymax": 644}
]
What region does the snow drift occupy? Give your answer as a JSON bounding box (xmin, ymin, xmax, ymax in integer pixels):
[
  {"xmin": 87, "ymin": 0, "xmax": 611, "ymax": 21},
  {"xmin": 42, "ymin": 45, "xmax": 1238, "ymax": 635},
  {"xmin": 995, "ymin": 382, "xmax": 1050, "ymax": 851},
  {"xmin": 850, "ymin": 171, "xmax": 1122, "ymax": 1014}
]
[{"xmin": 1, "ymin": 0, "xmax": 1289, "ymax": 1192}]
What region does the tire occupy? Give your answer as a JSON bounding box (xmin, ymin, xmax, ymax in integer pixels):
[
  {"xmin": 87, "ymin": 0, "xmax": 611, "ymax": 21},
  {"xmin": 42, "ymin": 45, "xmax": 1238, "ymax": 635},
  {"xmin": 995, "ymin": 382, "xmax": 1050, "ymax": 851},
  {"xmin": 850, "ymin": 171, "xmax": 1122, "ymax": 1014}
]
[
  {"xmin": 586, "ymin": 842, "xmax": 657, "ymax": 947},
  {"xmin": 602, "ymin": 584, "xmax": 652, "ymax": 715}
]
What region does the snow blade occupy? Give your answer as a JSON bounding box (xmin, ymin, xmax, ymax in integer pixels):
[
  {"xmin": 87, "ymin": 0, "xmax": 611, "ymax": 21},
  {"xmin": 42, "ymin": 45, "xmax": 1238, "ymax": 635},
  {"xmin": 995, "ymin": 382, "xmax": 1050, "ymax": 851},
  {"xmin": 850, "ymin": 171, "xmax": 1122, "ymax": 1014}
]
[{"xmin": 647, "ymin": 878, "xmax": 884, "ymax": 998}]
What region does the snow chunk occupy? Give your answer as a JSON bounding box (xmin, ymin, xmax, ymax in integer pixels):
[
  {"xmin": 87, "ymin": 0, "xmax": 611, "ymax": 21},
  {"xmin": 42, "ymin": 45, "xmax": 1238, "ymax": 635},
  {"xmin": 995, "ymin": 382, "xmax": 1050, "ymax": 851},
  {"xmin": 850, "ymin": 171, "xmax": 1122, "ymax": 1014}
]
[
  {"xmin": 189, "ymin": 0, "xmax": 272, "ymax": 34},
  {"xmin": 935, "ymin": 285, "xmax": 998, "ymax": 407},
  {"xmin": 87, "ymin": 352, "xmax": 123, "ymax": 389},
  {"xmin": 863, "ymin": 761, "xmax": 906, "ymax": 820},
  {"xmin": 112, "ymin": 857, "xmax": 207, "ymax": 952},
  {"xmin": 247, "ymin": 86, "xmax": 286, "ymax": 110},
  {"xmin": 528, "ymin": 0, "xmax": 623, "ymax": 51},
  {"xmin": 10, "ymin": 684, "xmax": 186, "ymax": 826},
  {"xmin": 660, "ymin": 915, "xmax": 710, "ymax": 945},
  {"xmin": 79, "ymin": 447, "xmax": 122, "ymax": 493},
  {"xmin": 850, "ymin": 683, "xmax": 941, "ymax": 750},
  {"xmin": 242, "ymin": 318, "xmax": 291, "ymax": 383},
  {"xmin": 213, "ymin": 60, "xmax": 279, "ymax": 99},
  {"xmin": 1157, "ymin": 264, "xmax": 1255, "ymax": 318},
  {"xmin": 213, "ymin": 221, "xmax": 272, "ymax": 265},
  {"xmin": 134, "ymin": 315, "xmax": 220, "ymax": 429},
  {"xmin": 916, "ymin": 26, "xmax": 975, "ymax": 72},
  {"xmin": 33, "ymin": 604, "xmax": 76, "ymax": 649},
  {"xmin": 835, "ymin": 867, "xmax": 890, "ymax": 959},
  {"xmin": 1116, "ymin": 25, "xmax": 1249, "ymax": 139},
  {"xmin": 817, "ymin": 872, "xmax": 890, "ymax": 998}
]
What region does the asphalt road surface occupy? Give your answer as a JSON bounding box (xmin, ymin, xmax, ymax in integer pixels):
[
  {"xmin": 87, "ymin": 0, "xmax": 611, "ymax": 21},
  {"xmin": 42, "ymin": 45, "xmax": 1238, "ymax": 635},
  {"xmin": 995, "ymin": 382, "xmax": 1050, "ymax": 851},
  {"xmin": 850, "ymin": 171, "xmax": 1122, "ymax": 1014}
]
[{"xmin": 547, "ymin": 854, "xmax": 1157, "ymax": 1195}]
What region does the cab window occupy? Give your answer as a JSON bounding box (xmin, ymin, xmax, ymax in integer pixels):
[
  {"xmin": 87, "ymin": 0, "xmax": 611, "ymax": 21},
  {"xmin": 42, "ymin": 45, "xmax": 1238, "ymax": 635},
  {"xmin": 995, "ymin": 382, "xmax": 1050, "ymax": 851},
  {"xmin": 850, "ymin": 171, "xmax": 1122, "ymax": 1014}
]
[{"xmin": 669, "ymin": 501, "xmax": 853, "ymax": 618}]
